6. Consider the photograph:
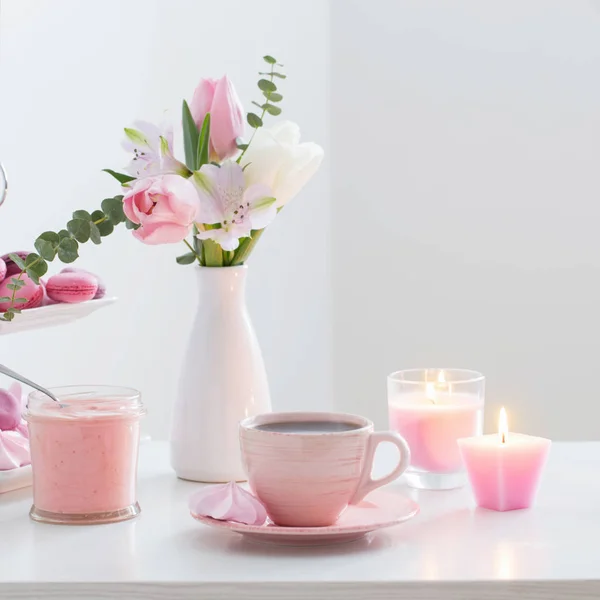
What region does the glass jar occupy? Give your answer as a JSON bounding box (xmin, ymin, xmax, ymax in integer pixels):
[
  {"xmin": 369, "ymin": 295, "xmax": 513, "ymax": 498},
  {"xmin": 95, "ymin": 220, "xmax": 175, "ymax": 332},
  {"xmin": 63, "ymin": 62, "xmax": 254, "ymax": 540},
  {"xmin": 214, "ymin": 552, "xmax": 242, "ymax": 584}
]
[
  {"xmin": 388, "ymin": 368, "xmax": 485, "ymax": 490},
  {"xmin": 25, "ymin": 386, "xmax": 145, "ymax": 524}
]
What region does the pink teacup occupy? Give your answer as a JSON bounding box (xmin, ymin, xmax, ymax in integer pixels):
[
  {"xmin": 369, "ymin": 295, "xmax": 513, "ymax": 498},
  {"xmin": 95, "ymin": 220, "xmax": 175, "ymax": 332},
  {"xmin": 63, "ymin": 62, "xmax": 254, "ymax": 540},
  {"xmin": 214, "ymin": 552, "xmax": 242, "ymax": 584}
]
[{"xmin": 239, "ymin": 411, "xmax": 411, "ymax": 527}]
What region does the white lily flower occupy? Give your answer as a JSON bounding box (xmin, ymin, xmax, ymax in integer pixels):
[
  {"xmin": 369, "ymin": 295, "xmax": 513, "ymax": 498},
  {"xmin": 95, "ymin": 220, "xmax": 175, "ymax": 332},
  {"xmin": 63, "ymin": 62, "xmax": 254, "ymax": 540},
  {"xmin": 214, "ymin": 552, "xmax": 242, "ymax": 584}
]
[
  {"xmin": 193, "ymin": 161, "xmax": 276, "ymax": 251},
  {"xmin": 241, "ymin": 121, "xmax": 324, "ymax": 208}
]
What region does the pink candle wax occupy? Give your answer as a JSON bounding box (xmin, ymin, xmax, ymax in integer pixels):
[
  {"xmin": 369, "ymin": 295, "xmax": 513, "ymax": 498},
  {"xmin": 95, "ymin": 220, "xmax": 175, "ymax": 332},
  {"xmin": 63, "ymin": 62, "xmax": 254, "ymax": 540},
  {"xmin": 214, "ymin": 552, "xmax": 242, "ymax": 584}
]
[
  {"xmin": 25, "ymin": 386, "xmax": 145, "ymax": 524},
  {"xmin": 458, "ymin": 417, "xmax": 551, "ymax": 512},
  {"xmin": 389, "ymin": 392, "xmax": 483, "ymax": 473}
]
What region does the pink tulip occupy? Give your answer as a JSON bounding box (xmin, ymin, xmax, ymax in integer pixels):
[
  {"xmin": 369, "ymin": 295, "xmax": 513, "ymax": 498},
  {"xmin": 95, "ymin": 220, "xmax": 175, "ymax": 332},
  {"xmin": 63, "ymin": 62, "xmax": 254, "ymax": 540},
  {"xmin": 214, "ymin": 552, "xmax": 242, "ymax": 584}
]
[
  {"xmin": 190, "ymin": 76, "xmax": 244, "ymax": 161},
  {"xmin": 123, "ymin": 175, "xmax": 200, "ymax": 245}
]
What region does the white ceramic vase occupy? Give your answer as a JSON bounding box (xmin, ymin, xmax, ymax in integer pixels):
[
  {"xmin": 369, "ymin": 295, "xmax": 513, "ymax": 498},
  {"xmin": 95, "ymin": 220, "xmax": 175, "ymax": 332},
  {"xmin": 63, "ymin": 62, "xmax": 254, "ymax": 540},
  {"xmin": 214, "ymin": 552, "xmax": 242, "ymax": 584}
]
[{"xmin": 170, "ymin": 265, "xmax": 271, "ymax": 482}]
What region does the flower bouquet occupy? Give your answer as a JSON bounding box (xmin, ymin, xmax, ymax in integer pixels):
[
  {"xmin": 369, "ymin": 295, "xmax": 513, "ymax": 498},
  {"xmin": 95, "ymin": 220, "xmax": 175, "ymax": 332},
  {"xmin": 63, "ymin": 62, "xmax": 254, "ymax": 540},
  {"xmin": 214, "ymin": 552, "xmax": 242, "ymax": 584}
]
[{"xmin": 3, "ymin": 55, "xmax": 323, "ymax": 482}]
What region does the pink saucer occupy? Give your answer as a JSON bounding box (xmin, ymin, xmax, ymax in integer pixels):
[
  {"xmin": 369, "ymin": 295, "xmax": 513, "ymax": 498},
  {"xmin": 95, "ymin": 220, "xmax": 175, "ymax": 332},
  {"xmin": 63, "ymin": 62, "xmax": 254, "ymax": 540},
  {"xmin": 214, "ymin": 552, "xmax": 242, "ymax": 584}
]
[{"xmin": 191, "ymin": 490, "xmax": 419, "ymax": 546}]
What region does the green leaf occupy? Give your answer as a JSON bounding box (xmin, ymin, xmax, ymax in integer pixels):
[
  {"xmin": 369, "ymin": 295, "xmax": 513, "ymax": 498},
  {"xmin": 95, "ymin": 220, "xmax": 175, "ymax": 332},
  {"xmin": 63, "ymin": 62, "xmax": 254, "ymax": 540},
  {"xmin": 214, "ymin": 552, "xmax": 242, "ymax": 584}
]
[
  {"xmin": 176, "ymin": 252, "xmax": 197, "ymax": 265},
  {"xmin": 34, "ymin": 232, "xmax": 60, "ymax": 260},
  {"xmin": 203, "ymin": 239, "xmax": 223, "ymax": 267},
  {"xmin": 58, "ymin": 229, "xmax": 71, "ymax": 240},
  {"xmin": 8, "ymin": 253, "xmax": 26, "ymax": 269},
  {"xmin": 247, "ymin": 113, "xmax": 263, "ymax": 128},
  {"xmin": 197, "ymin": 113, "xmax": 211, "ymax": 168},
  {"xmin": 182, "ymin": 100, "xmax": 200, "ymax": 171},
  {"xmin": 0, "ymin": 297, "xmax": 10, "ymax": 302},
  {"xmin": 265, "ymin": 92, "xmax": 283, "ymax": 102},
  {"xmin": 101, "ymin": 196, "xmax": 126, "ymax": 225},
  {"xmin": 258, "ymin": 79, "xmax": 277, "ymax": 93},
  {"xmin": 6, "ymin": 284, "xmax": 17, "ymax": 291},
  {"xmin": 102, "ymin": 169, "xmax": 136, "ymax": 185},
  {"xmin": 14, "ymin": 298, "xmax": 27, "ymax": 304},
  {"xmin": 11, "ymin": 277, "xmax": 25, "ymax": 288},
  {"xmin": 237, "ymin": 143, "xmax": 248, "ymax": 151},
  {"xmin": 3, "ymin": 311, "xmax": 14, "ymax": 321},
  {"xmin": 251, "ymin": 101, "xmax": 263, "ymax": 109},
  {"xmin": 67, "ymin": 218, "xmax": 91, "ymax": 243},
  {"xmin": 230, "ymin": 229, "xmax": 265, "ymax": 265},
  {"xmin": 97, "ymin": 219, "xmax": 114, "ymax": 237},
  {"xmin": 89, "ymin": 222, "xmax": 102, "ymax": 245},
  {"xmin": 8, "ymin": 308, "xmax": 21, "ymax": 314},
  {"xmin": 25, "ymin": 254, "xmax": 48, "ymax": 284},
  {"xmin": 124, "ymin": 127, "xmax": 148, "ymax": 146},
  {"xmin": 125, "ymin": 218, "xmax": 141, "ymax": 230},
  {"xmin": 73, "ymin": 209, "xmax": 92, "ymax": 221},
  {"xmin": 263, "ymin": 55, "xmax": 277, "ymax": 64},
  {"xmin": 57, "ymin": 237, "xmax": 79, "ymax": 263},
  {"xmin": 91, "ymin": 210, "xmax": 105, "ymax": 222},
  {"xmin": 271, "ymin": 72, "xmax": 286, "ymax": 79},
  {"xmin": 263, "ymin": 104, "xmax": 281, "ymax": 116}
]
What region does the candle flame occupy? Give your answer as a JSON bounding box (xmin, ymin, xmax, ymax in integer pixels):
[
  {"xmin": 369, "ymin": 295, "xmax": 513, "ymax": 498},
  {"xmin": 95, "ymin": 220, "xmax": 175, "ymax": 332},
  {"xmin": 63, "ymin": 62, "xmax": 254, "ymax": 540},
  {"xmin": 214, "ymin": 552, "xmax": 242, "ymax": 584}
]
[
  {"xmin": 426, "ymin": 382, "xmax": 436, "ymax": 404},
  {"xmin": 499, "ymin": 407, "xmax": 508, "ymax": 444},
  {"xmin": 437, "ymin": 370, "xmax": 446, "ymax": 384}
]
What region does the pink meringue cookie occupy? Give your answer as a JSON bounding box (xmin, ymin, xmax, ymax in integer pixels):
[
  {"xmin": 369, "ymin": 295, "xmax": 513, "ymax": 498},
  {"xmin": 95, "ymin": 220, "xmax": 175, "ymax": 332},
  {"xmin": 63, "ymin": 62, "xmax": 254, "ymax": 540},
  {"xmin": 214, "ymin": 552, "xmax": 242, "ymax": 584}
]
[
  {"xmin": 0, "ymin": 387, "xmax": 21, "ymax": 431},
  {"xmin": 189, "ymin": 482, "xmax": 268, "ymax": 526},
  {"xmin": 0, "ymin": 429, "xmax": 30, "ymax": 470}
]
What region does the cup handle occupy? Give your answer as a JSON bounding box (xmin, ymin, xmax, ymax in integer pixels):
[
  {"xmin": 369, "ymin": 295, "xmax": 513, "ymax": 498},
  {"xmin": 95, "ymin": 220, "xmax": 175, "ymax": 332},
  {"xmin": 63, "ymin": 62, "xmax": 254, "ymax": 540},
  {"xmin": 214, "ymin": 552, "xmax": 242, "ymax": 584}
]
[{"xmin": 350, "ymin": 431, "xmax": 411, "ymax": 505}]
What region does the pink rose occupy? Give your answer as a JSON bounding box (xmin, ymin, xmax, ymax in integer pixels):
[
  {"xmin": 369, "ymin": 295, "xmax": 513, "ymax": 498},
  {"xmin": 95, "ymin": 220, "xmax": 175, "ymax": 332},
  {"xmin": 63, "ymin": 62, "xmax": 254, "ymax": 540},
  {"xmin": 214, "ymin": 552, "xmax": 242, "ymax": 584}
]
[
  {"xmin": 123, "ymin": 175, "xmax": 200, "ymax": 245},
  {"xmin": 190, "ymin": 76, "xmax": 244, "ymax": 161}
]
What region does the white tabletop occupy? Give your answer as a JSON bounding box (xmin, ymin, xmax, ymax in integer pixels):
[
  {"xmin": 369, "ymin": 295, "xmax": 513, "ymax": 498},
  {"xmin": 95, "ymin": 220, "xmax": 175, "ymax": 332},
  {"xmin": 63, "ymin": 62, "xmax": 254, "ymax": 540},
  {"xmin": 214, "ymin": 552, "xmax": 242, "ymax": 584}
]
[{"xmin": 0, "ymin": 441, "xmax": 598, "ymax": 600}]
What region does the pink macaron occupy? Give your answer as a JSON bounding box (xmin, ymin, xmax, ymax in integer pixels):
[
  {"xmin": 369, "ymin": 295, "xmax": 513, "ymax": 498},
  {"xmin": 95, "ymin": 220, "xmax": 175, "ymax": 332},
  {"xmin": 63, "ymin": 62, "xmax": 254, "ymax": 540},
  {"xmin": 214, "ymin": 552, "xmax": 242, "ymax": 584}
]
[
  {"xmin": 0, "ymin": 274, "xmax": 43, "ymax": 311},
  {"xmin": 1, "ymin": 251, "xmax": 30, "ymax": 278},
  {"xmin": 0, "ymin": 259, "xmax": 6, "ymax": 284},
  {"xmin": 61, "ymin": 267, "xmax": 106, "ymax": 299},
  {"xmin": 46, "ymin": 272, "xmax": 98, "ymax": 304}
]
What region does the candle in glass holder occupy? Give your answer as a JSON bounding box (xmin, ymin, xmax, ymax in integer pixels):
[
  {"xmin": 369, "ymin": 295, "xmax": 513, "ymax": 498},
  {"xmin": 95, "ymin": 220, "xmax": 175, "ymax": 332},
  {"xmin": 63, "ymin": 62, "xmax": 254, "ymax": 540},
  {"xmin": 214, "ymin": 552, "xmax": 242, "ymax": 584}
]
[
  {"xmin": 458, "ymin": 408, "xmax": 551, "ymax": 511},
  {"xmin": 388, "ymin": 369, "xmax": 484, "ymax": 490}
]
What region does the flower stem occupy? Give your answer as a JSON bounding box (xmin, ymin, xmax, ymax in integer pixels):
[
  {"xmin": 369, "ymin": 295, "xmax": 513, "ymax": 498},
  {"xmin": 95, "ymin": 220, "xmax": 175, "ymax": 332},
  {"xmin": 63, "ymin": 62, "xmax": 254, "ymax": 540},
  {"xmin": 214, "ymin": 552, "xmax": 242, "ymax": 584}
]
[
  {"xmin": 183, "ymin": 238, "xmax": 202, "ymax": 265},
  {"xmin": 230, "ymin": 229, "xmax": 265, "ymax": 265},
  {"xmin": 237, "ymin": 64, "xmax": 275, "ymax": 165}
]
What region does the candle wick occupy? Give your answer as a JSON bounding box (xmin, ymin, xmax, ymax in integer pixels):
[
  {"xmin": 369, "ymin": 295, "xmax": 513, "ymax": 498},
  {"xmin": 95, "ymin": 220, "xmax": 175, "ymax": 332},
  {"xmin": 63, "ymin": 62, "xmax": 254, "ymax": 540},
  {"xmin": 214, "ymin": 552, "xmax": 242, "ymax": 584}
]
[{"xmin": 501, "ymin": 432, "xmax": 506, "ymax": 444}]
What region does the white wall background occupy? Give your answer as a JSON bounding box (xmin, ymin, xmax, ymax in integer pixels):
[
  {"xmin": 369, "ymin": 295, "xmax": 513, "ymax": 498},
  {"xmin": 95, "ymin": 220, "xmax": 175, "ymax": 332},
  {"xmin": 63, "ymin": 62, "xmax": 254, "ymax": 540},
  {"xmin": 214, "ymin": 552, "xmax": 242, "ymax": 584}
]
[
  {"xmin": 0, "ymin": 0, "xmax": 332, "ymax": 439},
  {"xmin": 331, "ymin": 0, "xmax": 600, "ymax": 439},
  {"xmin": 2, "ymin": 0, "xmax": 600, "ymax": 442}
]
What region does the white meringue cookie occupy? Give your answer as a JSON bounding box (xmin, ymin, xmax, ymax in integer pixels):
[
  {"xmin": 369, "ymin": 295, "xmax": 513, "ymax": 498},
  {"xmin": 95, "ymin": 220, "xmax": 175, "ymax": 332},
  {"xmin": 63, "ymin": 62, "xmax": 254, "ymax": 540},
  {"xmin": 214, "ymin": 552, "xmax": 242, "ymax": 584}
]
[{"xmin": 189, "ymin": 482, "xmax": 267, "ymax": 526}]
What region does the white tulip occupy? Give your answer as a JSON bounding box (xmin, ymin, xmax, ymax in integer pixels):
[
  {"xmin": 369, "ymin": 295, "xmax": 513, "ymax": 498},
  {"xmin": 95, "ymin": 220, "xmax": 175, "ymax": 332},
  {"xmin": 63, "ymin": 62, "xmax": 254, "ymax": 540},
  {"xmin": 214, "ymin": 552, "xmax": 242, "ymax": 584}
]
[{"xmin": 241, "ymin": 121, "xmax": 324, "ymax": 208}]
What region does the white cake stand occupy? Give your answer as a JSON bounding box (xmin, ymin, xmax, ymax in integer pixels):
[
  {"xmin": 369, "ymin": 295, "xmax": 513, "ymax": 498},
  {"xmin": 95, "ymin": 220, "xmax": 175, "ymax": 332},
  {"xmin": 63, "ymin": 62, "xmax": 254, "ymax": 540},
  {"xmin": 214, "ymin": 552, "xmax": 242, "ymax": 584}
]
[{"xmin": 0, "ymin": 297, "xmax": 117, "ymax": 492}]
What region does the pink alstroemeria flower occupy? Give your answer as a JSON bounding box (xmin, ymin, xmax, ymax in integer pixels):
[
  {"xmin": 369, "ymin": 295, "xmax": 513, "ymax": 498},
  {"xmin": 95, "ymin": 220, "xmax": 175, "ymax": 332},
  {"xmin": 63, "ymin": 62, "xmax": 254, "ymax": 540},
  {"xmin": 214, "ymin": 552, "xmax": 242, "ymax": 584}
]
[
  {"xmin": 122, "ymin": 120, "xmax": 188, "ymax": 179},
  {"xmin": 193, "ymin": 161, "xmax": 276, "ymax": 251}
]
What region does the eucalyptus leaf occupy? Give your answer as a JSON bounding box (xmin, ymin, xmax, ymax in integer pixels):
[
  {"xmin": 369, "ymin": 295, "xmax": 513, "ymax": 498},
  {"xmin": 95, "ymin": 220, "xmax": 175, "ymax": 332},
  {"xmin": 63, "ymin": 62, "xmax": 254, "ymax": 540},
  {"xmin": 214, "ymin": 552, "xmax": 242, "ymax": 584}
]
[
  {"xmin": 0, "ymin": 297, "xmax": 10, "ymax": 302},
  {"xmin": 73, "ymin": 209, "xmax": 92, "ymax": 221},
  {"xmin": 176, "ymin": 252, "xmax": 197, "ymax": 265},
  {"xmin": 101, "ymin": 197, "xmax": 126, "ymax": 225},
  {"xmin": 265, "ymin": 92, "xmax": 283, "ymax": 102},
  {"xmin": 8, "ymin": 253, "xmax": 26, "ymax": 269},
  {"xmin": 257, "ymin": 79, "xmax": 277, "ymax": 93},
  {"xmin": 34, "ymin": 237, "xmax": 58, "ymax": 261},
  {"xmin": 271, "ymin": 72, "xmax": 286, "ymax": 79},
  {"xmin": 57, "ymin": 237, "xmax": 79, "ymax": 263},
  {"xmin": 58, "ymin": 229, "xmax": 71, "ymax": 240},
  {"xmin": 89, "ymin": 222, "xmax": 102, "ymax": 245},
  {"xmin": 97, "ymin": 219, "xmax": 114, "ymax": 237},
  {"xmin": 264, "ymin": 104, "xmax": 282, "ymax": 116},
  {"xmin": 67, "ymin": 218, "xmax": 91, "ymax": 243},
  {"xmin": 247, "ymin": 113, "xmax": 263, "ymax": 128},
  {"xmin": 125, "ymin": 218, "xmax": 140, "ymax": 230},
  {"xmin": 14, "ymin": 298, "xmax": 28, "ymax": 304},
  {"xmin": 263, "ymin": 55, "xmax": 277, "ymax": 64}
]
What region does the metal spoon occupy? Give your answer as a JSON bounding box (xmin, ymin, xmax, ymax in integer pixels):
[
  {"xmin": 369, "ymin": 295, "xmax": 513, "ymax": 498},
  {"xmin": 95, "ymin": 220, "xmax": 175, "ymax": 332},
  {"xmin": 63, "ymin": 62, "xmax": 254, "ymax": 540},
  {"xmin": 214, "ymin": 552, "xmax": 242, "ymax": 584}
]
[{"xmin": 0, "ymin": 363, "xmax": 60, "ymax": 404}]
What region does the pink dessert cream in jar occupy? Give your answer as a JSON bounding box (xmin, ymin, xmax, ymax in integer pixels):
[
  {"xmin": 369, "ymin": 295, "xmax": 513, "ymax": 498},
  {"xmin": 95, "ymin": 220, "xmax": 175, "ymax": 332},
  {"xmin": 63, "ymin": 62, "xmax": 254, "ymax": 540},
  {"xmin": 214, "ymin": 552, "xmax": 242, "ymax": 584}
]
[{"xmin": 25, "ymin": 386, "xmax": 145, "ymax": 524}]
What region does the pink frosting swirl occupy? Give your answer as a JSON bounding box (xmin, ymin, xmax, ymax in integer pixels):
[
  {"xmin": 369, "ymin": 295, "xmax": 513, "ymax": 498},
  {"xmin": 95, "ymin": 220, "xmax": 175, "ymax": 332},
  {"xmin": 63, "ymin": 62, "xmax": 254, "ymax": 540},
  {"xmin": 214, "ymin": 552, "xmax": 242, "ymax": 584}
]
[{"xmin": 189, "ymin": 482, "xmax": 267, "ymax": 526}]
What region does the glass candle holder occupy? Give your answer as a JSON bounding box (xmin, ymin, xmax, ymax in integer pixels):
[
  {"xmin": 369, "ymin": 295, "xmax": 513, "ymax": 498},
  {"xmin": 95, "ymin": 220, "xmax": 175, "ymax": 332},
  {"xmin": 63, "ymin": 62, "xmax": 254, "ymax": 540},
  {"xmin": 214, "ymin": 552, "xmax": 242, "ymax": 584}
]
[
  {"xmin": 388, "ymin": 369, "xmax": 484, "ymax": 490},
  {"xmin": 25, "ymin": 386, "xmax": 145, "ymax": 525}
]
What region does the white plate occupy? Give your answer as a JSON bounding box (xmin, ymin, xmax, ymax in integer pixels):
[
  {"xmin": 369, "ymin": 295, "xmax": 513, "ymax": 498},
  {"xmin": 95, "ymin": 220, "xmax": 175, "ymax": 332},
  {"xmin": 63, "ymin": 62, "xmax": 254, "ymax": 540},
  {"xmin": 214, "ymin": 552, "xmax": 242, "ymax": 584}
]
[
  {"xmin": 0, "ymin": 297, "xmax": 117, "ymax": 335},
  {"xmin": 0, "ymin": 465, "xmax": 32, "ymax": 493}
]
